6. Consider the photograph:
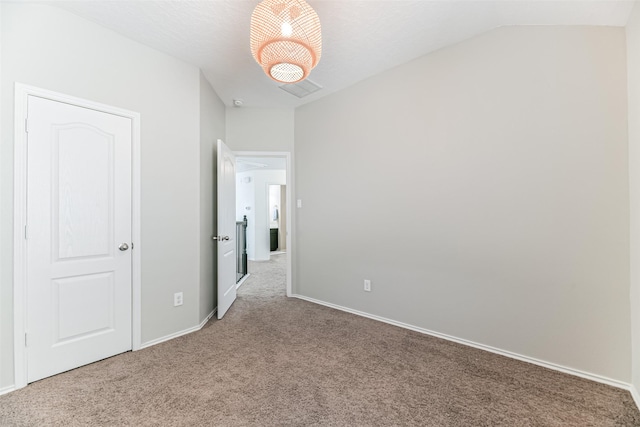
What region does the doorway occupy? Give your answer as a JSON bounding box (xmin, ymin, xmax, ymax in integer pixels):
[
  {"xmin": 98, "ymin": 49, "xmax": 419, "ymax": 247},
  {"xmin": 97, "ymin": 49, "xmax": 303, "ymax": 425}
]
[{"xmin": 234, "ymin": 152, "xmax": 292, "ymax": 297}]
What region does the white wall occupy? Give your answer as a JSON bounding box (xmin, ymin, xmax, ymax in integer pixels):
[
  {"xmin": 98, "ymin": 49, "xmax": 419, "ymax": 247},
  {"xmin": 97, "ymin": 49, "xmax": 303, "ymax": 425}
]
[
  {"xmin": 237, "ymin": 169, "xmax": 286, "ymax": 261},
  {"xmin": 295, "ymin": 26, "xmax": 630, "ymax": 382},
  {"xmin": 199, "ymin": 71, "xmax": 226, "ymax": 323},
  {"xmin": 0, "ymin": 4, "xmax": 207, "ymax": 388},
  {"xmin": 627, "ymin": 2, "xmax": 640, "ymax": 399}
]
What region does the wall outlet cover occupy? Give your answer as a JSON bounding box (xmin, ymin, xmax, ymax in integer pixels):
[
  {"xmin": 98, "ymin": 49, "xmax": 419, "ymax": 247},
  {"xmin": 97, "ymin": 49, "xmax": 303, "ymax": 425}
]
[{"xmin": 174, "ymin": 292, "xmax": 183, "ymax": 307}]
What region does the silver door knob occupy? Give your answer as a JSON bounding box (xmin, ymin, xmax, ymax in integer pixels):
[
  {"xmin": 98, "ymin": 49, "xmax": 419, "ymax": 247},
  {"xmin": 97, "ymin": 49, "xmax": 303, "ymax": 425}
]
[{"xmin": 119, "ymin": 243, "xmax": 129, "ymax": 251}]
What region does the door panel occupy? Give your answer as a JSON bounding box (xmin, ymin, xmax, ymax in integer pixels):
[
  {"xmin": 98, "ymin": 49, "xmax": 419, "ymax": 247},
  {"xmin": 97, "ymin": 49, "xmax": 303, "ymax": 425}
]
[
  {"xmin": 53, "ymin": 272, "xmax": 114, "ymax": 345},
  {"xmin": 26, "ymin": 95, "xmax": 132, "ymax": 383},
  {"xmin": 55, "ymin": 125, "xmax": 114, "ymax": 260},
  {"xmin": 217, "ymin": 139, "xmax": 237, "ymax": 319}
]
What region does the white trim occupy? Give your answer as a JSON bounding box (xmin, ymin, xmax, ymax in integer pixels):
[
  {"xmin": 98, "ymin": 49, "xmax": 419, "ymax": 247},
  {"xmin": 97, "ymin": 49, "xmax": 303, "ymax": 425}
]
[
  {"xmin": 0, "ymin": 385, "xmax": 16, "ymax": 396},
  {"xmin": 200, "ymin": 308, "xmax": 216, "ymax": 328},
  {"xmin": 13, "ymin": 84, "xmax": 29, "ymax": 390},
  {"xmin": 631, "ymin": 384, "xmax": 640, "ymax": 411},
  {"xmin": 131, "ymin": 111, "xmax": 142, "ymax": 351},
  {"xmin": 292, "ymin": 294, "xmax": 633, "ymax": 391},
  {"xmin": 234, "ymin": 151, "xmax": 293, "ymax": 297},
  {"xmin": 12, "ymin": 83, "xmax": 142, "ymax": 388},
  {"xmin": 139, "ymin": 309, "xmax": 215, "ymax": 350},
  {"xmin": 236, "ymin": 273, "xmax": 251, "ymax": 290}
]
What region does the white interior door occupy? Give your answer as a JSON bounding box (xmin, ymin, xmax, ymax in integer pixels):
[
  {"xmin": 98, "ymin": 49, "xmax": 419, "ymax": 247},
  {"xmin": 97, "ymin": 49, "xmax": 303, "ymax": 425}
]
[
  {"xmin": 26, "ymin": 95, "xmax": 132, "ymax": 383},
  {"xmin": 217, "ymin": 139, "xmax": 237, "ymax": 319}
]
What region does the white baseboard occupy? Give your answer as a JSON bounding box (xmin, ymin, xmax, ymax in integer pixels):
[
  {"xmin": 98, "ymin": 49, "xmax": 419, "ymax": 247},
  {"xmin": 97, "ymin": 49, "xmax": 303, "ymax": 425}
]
[
  {"xmin": 199, "ymin": 308, "xmax": 216, "ymax": 328},
  {"xmin": 139, "ymin": 308, "xmax": 216, "ymax": 350},
  {"xmin": 236, "ymin": 274, "xmax": 250, "ymax": 290},
  {"xmin": 631, "ymin": 384, "xmax": 640, "ymax": 411},
  {"xmin": 291, "ymin": 294, "xmax": 631, "ymax": 392},
  {"xmin": 0, "ymin": 309, "xmax": 218, "ymax": 396},
  {"xmin": 0, "ymin": 385, "xmax": 16, "ymax": 396}
]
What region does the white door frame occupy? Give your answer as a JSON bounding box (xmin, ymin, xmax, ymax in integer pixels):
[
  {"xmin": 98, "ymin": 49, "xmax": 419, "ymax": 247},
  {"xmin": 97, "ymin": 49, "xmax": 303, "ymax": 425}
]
[
  {"xmin": 235, "ymin": 151, "xmax": 293, "ymax": 297},
  {"xmin": 13, "ymin": 83, "xmax": 142, "ymax": 389}
]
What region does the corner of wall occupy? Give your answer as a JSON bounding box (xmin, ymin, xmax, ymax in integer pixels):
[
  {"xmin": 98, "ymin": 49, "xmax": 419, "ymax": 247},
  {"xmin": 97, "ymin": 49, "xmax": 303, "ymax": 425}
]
[{"xmin": 627, "ymin": 0, "xmax": 640, "ymax": 406}]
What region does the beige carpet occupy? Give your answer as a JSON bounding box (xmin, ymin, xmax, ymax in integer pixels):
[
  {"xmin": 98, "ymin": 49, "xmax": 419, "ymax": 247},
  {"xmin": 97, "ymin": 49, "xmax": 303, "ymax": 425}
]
[{"xmin": 1, "ymin": 253, "xmax": 639, "ymax": 426}]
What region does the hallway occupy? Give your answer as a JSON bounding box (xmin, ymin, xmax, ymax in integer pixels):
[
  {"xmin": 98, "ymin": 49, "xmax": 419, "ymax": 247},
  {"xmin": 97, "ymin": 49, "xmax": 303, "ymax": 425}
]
[{"xmin": 236, "ymin": 254, "xmax": 288, "ymax": 305}]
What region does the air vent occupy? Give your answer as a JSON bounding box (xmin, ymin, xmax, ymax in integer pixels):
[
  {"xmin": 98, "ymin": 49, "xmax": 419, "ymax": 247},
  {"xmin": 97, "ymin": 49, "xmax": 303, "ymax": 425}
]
[{"xmin": 279, "ymin": 79, "xmax": 323, "ymax": 98}]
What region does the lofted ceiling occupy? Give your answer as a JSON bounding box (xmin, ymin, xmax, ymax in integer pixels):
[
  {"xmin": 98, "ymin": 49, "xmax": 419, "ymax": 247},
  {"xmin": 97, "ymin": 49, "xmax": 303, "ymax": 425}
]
[{"xmin": 47, "ymin": 0, "xmax": 635, "ymax": 109}]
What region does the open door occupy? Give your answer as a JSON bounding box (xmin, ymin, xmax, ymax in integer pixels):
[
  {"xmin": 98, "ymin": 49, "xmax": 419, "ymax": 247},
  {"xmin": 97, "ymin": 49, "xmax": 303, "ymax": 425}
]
[{"xmin": 216, "ymin": 139, "xmax": 237, "ymax": 319}]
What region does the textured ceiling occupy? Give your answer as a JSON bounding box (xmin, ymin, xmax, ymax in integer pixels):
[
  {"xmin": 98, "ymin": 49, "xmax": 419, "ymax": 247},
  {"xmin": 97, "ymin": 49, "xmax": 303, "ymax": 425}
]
[{"xmin": 48, "ymin": 0, "xmax": 635, "ymax": 108}]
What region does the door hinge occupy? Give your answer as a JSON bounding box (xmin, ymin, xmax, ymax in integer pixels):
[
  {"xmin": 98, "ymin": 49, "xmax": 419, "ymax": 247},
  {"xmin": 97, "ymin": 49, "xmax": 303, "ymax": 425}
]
[
  {"xmin": 24, "ymin": 225, "xmax": 28, "ymax": 240},
  {"xmin": 24, "ymin": 118, "xmax": 29, "ymax": 134},
  {"xmin": 131, "ymin": 242, "xmax": 134, "ymax": 250},
  {"xmin": 25, "ymin": 333, "xmax": 28, "ymax": 347}
]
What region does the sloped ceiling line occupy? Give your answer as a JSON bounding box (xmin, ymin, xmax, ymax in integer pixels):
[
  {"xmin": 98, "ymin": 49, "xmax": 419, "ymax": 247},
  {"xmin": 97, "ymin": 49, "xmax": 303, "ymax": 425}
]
[{"xmin": 49, "ymin": 0, "xmax": 635, "ymax": 108}]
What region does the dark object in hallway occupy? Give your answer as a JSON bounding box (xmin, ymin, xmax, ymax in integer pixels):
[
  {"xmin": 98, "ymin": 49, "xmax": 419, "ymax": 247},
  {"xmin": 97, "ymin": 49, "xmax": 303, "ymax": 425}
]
[
  {"xmin": 236, "ymin": 215, "xmax": 248, "ymax": 283},
  {"xmin": 270, "ymin": 227, "xmax": 278, "ymax": 251}
]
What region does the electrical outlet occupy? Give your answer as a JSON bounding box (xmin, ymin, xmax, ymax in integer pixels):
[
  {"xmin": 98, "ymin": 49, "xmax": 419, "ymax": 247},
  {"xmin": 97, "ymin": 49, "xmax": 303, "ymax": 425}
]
[
  {"xmin": 174, "ymin": 292, "xmax": 183, "ymax": 307},
  {"xmin": 364, "ymin": 279, "xmax": 371, "ymax": 292}
]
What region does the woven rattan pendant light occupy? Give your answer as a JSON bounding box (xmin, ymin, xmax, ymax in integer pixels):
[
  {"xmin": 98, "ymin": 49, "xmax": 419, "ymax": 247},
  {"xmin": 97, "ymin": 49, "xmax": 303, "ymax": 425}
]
[{"xmin": 250, "ymin": 0, "xmax": 321, "ymax": 83}]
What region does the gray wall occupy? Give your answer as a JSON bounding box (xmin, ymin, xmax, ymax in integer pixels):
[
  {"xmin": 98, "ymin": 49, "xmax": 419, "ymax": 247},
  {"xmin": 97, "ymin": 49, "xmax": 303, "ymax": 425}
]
[
  {"xmin": 294, "ymin": 26, "xmax": 630, "ymax": 382},
  {"xmin": 226, "ymin": 107, "xmax": 294, "ymax": 152},
  {"xmin": 627, "ymin": 2, "xmax": 640, "ymax": 396},
  {"xmin": 0, "ymin": 4, "xmax": 209, "ymax": 388},
  {"xmin": 199, "ymin": 72, "xmax": 226, "ymax": 322}
]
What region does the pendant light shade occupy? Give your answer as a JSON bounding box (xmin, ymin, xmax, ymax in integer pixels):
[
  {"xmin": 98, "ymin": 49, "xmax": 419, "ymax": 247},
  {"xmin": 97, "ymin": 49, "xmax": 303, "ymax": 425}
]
[{"xmin": 250, "ymin": 0, "xmax": 321, "ymax": 83}]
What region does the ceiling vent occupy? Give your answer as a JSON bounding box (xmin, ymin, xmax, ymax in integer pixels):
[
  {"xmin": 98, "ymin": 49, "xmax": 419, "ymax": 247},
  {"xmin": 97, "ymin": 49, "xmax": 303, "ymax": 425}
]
[{"xmin": 279, "ymin": 79, "xmax": 323, "ymax": 98}]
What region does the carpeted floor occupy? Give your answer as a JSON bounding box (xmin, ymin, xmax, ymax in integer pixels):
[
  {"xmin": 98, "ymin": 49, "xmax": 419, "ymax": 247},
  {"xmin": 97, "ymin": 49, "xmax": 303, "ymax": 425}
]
[{"xmin": 1, "ymin": 253, "xmax": 639, "ymax": 426}]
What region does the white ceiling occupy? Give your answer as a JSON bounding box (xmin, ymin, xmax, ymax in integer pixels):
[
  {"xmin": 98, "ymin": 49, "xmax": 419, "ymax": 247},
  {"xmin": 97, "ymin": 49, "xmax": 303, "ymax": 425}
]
[{"xmin": 47, "ymin": 0, "xmax": 635, "ymax": 109}]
